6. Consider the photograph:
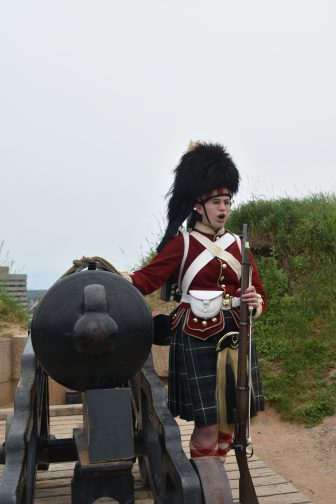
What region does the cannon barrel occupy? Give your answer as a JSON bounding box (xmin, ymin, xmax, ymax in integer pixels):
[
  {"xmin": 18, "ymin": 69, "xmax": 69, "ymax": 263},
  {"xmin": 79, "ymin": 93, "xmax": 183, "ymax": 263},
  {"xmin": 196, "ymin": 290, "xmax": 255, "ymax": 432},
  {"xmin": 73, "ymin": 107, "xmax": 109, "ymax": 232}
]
[
  {"xmin": 31, "ymin": 270, "xmax": 153, "ymax": 391},
  {"xmin": 1, "ymin": 267, "xmax": 235, "ymax": 503}
]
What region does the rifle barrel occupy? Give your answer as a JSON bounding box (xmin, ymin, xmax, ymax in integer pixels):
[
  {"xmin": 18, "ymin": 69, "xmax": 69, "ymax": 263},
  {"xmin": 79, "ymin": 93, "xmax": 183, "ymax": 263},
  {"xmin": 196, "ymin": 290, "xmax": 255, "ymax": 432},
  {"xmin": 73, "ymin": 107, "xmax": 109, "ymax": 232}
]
[{"xmin": 234, "ymin": 223, "xmax": 259, "ymax": 504}]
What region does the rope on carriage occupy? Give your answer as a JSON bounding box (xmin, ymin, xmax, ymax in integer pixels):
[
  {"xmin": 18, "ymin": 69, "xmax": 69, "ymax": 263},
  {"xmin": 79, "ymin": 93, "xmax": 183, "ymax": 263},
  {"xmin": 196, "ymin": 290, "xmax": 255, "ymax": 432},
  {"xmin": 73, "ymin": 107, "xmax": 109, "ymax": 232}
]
[
  {"xmin": 30, "ymin": 257, "xmax": 121, "ymax": 312},
  {"xmin": 60, "ymin": 256, "xmax": 121, "ymax": 278}
]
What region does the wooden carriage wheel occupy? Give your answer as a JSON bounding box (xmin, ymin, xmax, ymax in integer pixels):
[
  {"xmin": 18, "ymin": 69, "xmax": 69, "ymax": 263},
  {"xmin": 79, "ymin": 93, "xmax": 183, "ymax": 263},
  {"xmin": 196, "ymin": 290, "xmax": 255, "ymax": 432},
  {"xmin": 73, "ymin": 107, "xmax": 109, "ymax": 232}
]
[{"xmin": 190, "ymin": 456, "xmax": 235, "ymax": 504}]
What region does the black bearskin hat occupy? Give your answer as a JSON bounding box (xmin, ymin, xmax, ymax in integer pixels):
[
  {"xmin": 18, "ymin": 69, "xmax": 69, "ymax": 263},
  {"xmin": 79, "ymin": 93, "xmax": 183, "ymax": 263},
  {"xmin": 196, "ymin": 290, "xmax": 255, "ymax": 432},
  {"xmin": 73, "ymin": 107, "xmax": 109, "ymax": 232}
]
[{"xmin": 157, "ymin": 141, "xmax": 240, "ymax": 251}]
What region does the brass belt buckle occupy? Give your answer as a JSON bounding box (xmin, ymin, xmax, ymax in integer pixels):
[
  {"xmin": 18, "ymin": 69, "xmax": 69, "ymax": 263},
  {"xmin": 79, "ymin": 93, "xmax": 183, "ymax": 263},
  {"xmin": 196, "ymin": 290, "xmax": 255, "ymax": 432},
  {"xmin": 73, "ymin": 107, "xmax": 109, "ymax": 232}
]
[{"xmin": 222, "ymin": 294, "xmax": 232, "ymax": 310}]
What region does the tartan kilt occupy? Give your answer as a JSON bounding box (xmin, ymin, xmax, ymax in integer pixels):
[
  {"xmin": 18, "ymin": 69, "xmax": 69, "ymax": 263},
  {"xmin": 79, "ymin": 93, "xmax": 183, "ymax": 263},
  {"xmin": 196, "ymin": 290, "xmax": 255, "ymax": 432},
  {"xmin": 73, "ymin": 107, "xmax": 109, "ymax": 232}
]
[{"xmin": 168, "ymin": 310, "xmax": 264, "ymax": 427}]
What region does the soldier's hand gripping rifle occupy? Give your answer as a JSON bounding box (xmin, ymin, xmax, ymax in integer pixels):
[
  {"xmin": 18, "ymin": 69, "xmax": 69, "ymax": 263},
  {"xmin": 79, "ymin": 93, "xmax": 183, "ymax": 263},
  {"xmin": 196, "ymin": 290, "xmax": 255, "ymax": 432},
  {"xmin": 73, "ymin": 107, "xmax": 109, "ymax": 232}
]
[{"xmin": 234, "ymin": 224, "xmax": 259, "ymax": 504}]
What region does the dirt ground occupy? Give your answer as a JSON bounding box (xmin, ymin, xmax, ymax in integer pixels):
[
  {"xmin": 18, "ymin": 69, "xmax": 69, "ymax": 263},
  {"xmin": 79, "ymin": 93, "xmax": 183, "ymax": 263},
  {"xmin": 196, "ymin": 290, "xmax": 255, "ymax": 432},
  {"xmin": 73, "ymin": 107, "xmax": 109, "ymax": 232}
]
[
  {"xmin": 0, "ymin": 322, "xmax": 27, "ymax": 338},
  {"xmin": 252, "ymin": 405, "xmax": 336, "ymax": 504}
]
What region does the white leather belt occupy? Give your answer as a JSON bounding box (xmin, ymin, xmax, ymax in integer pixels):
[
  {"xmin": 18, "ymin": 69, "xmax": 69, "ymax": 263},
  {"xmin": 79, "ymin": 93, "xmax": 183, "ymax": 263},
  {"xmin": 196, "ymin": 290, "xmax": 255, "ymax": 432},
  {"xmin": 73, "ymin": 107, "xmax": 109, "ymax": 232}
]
[
  {"xmin": 181, "ymin": 294, "xmax": 241, "ymax": 310},
  {"xmin": 181, "ymin": 232, "xmax": 241, "ymax": 295}
]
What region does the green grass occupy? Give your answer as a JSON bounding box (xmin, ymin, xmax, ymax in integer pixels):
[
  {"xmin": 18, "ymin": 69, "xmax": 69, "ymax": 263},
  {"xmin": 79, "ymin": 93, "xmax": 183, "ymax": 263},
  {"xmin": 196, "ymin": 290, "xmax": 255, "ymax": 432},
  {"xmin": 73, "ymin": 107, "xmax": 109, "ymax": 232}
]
[
  {"xmin": 228, "ymin": 194, "xmax": 336, "ymax": 425},
  {"xmin": 0, "ymin": 289, "xmax": 28, "ymax": 330}
]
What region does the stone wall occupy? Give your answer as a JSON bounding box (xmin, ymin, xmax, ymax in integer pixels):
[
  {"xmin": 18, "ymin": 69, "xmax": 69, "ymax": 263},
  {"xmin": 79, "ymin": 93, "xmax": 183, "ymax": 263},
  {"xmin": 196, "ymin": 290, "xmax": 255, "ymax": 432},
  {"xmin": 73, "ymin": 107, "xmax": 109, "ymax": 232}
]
[
  {"xmin": 0, "ymin": 333, "xmax": 169, "ymax": 407},
  {"xmin": 0, "ymin": 334, "xmax": 70, "ymax": 407},
  {"xmin": 0, "ymin": 335, "xmax": 27, "ymax": 406}
]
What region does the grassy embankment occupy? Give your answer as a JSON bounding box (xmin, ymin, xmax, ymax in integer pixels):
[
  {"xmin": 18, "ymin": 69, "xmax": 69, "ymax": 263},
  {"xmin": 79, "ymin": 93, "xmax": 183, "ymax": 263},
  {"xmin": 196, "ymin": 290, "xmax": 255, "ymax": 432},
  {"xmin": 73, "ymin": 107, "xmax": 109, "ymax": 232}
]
[
  {"xmin": 143, "ymin": 194, "xmax": 336, "ymax": 426},
  {"xmin": 228, "ymin": 194, "xmax": 336, "ymax": 426},
  {"xmin": 0, "ymin": 290, "xmax": 28, "ymax": 337}
]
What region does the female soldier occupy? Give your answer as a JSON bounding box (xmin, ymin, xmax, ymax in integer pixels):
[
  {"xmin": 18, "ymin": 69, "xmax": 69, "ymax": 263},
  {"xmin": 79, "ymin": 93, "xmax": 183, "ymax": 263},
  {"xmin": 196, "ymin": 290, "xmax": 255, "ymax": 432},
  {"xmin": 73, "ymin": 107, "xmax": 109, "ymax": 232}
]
[{"xmin": 122, "ymin": 141, "xmax": 266, "ymax": 462}]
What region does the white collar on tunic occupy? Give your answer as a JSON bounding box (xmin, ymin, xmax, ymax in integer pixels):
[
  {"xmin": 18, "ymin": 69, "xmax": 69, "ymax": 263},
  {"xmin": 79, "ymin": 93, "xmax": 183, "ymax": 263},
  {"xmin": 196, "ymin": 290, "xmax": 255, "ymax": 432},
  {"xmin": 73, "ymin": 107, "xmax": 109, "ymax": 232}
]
[{"xmin": 193, "ymin": 221, "xmax": 225, "ymax": 236}]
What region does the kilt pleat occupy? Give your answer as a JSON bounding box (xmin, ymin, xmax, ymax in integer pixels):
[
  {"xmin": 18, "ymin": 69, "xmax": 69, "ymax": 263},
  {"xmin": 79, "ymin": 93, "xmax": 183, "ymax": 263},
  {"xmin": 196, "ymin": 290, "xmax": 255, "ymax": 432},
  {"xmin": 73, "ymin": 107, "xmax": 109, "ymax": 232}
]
[
  {"xmin": 250, "ymin": 334, "xmax": 265, "ymax": 411},
  {"xmin": 167, "ymin": 311, "xmax": 264, "ymax": 427}
]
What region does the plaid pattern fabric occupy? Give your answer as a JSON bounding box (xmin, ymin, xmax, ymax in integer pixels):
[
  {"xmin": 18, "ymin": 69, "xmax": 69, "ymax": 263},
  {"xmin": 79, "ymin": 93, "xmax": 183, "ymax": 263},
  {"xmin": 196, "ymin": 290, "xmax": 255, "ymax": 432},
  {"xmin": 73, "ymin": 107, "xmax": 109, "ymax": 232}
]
[
  {"xmin": 168, "ymin": 311, "xmax": 264, "ymax": 427},
  {"xmin": 250, "ymin": 333, "xmax": 265, "ymax": 412}
]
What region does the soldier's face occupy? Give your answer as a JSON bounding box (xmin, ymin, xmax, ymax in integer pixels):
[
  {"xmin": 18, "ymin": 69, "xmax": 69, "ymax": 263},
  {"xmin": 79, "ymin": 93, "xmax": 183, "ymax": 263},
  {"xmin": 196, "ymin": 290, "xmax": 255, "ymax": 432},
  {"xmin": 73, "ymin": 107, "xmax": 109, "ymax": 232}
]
[{"xmin": 195, "ymin": 191, "xmax": 232, "ymax": 230}]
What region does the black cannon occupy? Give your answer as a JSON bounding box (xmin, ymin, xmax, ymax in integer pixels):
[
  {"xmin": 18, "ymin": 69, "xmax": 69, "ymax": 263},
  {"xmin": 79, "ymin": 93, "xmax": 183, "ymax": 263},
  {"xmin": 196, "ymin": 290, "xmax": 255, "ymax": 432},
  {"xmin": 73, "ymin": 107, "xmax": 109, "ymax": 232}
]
[
  {"xmin": 31, "ymin": 270, "xmax": 152, "ymax": 391},
  {"xmin": 0, "ymin": 265, "xmax": 234, "ymax": 503}
]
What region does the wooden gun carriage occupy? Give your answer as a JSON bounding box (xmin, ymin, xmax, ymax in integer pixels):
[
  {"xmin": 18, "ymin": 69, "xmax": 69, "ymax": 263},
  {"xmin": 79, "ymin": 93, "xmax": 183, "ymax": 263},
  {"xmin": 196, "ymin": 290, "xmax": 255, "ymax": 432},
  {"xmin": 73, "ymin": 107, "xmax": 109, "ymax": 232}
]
[{"xmin": 0, "ymin": 266, "xmax": 235, "ymax": 503}]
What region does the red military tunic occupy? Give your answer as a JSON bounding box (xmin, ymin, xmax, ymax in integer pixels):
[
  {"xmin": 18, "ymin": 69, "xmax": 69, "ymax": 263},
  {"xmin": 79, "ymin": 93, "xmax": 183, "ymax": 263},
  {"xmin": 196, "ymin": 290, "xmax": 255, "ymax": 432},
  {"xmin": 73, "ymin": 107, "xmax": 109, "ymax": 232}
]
[{"xmin": 130, "ymin": 221, "xmax": 267, "ymax": 339}]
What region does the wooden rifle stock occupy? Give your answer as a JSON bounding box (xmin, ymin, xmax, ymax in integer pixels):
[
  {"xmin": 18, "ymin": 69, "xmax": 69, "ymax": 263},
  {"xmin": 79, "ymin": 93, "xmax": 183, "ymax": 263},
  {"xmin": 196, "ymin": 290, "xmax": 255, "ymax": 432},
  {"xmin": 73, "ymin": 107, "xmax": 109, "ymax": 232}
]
[{"xmin": 234, "ymin": 224, "xmax": 259, "ymax": 504}]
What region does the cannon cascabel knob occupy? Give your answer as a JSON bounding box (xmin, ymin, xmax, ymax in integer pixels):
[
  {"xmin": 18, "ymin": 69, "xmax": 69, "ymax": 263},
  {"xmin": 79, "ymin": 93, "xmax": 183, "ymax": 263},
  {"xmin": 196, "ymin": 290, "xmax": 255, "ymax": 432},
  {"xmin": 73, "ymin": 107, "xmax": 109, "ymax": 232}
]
[
  {"xmin": 31, "ymin": 270, "xmax": 153, "ymax": 391},
  {"xmin": 73, "ymin": 284, "xmax": 119, "ymax": 356}
]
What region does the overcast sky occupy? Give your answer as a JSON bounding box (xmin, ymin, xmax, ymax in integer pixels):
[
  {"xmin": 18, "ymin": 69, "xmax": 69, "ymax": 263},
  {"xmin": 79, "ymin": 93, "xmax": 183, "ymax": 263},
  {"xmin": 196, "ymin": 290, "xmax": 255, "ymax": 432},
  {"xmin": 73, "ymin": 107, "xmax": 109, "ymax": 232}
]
[{"xmin": 1, "ymin": 1, "xmax": 335, "ymax": 289}]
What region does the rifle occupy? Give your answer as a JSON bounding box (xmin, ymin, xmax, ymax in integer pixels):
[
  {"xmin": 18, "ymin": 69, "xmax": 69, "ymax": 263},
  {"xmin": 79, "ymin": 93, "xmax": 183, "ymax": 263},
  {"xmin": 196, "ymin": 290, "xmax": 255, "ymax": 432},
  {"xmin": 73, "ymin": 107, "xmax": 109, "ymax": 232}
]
[{"xmin": 234, "ymin": 224, "xmax": 259, "ymax": 504}]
